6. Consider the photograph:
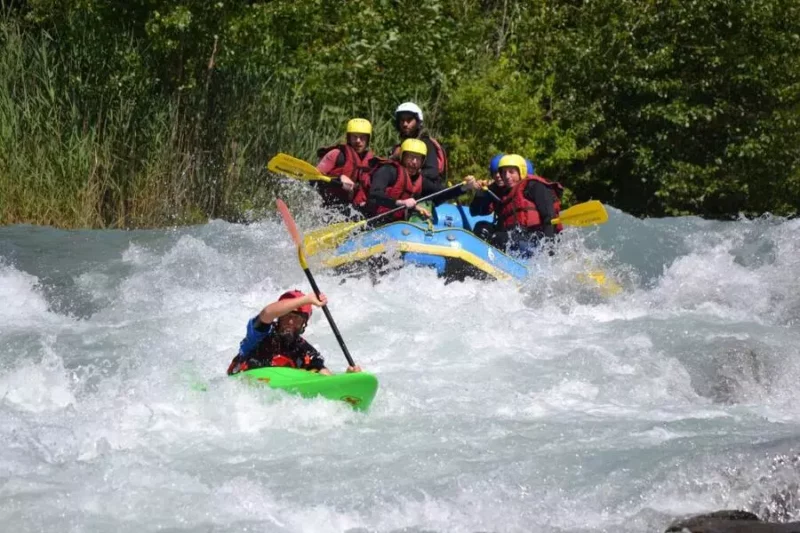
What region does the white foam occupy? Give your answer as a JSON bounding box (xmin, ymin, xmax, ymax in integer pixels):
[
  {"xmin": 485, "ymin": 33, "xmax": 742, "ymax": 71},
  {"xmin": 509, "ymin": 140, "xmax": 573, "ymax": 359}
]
[
  {"xmin": 0, "ymin": 347, "xmax": 75, "ymax": 412},
  {"xmin": 3, "ymin": 214, "xmax": 800, "ymax": 532},
  {"xmin": 0, "ymin": 265, "xmax": 52, "ymax": 324}
]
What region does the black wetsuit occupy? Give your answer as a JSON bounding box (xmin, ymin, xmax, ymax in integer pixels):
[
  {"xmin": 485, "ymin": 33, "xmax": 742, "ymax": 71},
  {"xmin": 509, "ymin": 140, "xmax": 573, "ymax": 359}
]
[{"xmin": 227, "ymin": 318, "xmax": 326, "ymax": 375}]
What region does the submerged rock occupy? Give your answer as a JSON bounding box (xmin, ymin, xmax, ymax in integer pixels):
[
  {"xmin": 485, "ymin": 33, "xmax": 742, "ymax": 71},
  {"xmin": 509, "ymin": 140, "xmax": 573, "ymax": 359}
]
[{"xmin": 665, "ymin": 509, "xmax": 800, "ymax": 532}]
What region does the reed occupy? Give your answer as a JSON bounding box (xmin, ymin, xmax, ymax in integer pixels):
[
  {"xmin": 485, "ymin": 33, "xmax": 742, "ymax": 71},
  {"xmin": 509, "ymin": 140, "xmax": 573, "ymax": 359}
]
[{"xmin": 0, "ymin": 14, "xmax": 401, "ymax": 228}]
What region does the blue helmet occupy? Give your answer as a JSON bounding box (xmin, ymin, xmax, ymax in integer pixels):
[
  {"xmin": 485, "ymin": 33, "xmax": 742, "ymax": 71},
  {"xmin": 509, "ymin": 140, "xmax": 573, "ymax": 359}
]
[
  {"xmin": 526, "ymin": 158, "xmax": 535, "ymax": 175},
  {"xmin": 489, "ymin": 154, "xmax": 505, "ymax": 176}
]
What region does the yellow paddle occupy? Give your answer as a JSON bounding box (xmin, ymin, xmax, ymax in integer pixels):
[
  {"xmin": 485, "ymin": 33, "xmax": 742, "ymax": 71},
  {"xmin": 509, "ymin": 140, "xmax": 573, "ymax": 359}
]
[
  {"xmin": 267, "ymin": 153, "xmax": 332, "ymax": 183},
  {"xmin": 304, "ymin": 199, "xmax": 609, "ymax": 256},
  {"xmin": 304, "ymin": 220, "xmax": 363, "ymax": 257},
  {"xmin": 552, "ymin": 200, "xmax": 608, "ymax": 226}
]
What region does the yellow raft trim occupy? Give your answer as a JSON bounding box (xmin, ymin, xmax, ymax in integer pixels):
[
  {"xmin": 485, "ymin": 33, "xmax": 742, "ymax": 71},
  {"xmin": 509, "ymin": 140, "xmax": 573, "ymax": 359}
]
[
  {"xmin": 320, "ymin": 232, "xmax": 623, "ymax": 295},
  {"xmin": 321, "ymin": 241, "xmax": 512, "ymax": 281}
]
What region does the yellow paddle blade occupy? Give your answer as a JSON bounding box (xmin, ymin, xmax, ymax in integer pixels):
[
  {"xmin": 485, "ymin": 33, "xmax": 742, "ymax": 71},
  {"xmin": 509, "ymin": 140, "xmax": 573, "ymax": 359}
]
[
  {"xmin": 553, "ymin": 200, "xmax": 608, "ymax": 227},
  {"xmin": 267, "ymin": 153, "xmax": 331, "ymax": 182},
  {"xmin": 304, "ymin": 220, "xmax": 367, "ymax": 256},
  {"xmin": 580, "ymin": 270, "xmax": 623, "ymax": 296}
]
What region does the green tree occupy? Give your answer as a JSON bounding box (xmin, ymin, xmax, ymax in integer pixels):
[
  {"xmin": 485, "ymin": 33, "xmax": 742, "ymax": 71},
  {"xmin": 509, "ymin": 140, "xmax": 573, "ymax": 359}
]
[{"xmin": 547, "ymin": 0, "xmax": 800, "ymax": 216}]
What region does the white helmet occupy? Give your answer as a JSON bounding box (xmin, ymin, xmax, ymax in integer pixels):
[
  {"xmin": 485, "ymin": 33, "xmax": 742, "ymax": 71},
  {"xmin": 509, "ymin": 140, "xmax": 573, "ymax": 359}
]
[{"xmin": 394, "ymin": 102, "xmax": 423, "ymax": 123}]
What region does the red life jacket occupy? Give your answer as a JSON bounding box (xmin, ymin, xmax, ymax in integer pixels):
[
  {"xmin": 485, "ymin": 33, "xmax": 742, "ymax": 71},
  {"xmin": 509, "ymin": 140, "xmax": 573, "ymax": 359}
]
[
  {"xmin": 269, "ymin": 354, "xmax": 297, "ymax": 368},
  {"xmin": 226, "ymin": 331, "xmax": 318, "ymax": 375},
  {"xmin": 362, "ymin": 158, "xmax": 423, "ymax": 221},
  {"xmin": 226, "ymin": 353, "xmax": 310, "ymax": 374},
  {"xmin": 428, "ymin": 137, "xmax": 448, "ymax": 179},
  {"xmin": 390, "ymin": 135, "xmax": 448, "ymax": 180},
  {"xmin": 316, "ymin": 144, "xmax": 374, "ymax": 204},
  {"xmin": 497, "ymin": 175, "xmax": 564, "ymax": 232},
  {"xmin": 352, "ymin": 156, "xmax": 382, "ymax": 207}
]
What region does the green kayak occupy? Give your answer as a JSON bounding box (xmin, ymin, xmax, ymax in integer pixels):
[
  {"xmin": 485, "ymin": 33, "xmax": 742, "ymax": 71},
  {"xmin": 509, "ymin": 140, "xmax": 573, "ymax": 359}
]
[{"xmin": 233, "ymin": 367, "xmax": 379, "ymax": 412}]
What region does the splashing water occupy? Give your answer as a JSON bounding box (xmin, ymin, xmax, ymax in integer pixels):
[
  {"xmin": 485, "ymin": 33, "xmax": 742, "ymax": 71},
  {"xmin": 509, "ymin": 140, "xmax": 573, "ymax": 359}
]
[{"xmin": 1, "ymin": 208, "xmax": 800, "ymax": 532}]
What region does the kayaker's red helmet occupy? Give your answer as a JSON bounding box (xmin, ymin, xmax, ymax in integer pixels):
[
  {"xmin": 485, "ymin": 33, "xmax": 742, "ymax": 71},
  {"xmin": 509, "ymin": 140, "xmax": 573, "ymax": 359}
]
[{"xmin": 279, "ymin": 290, "xmax": 312, "ymax": 318}]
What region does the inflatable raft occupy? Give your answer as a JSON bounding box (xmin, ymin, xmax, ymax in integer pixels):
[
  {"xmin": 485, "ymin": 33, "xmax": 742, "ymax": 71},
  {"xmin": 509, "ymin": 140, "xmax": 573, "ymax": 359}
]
[
  {"xmin": 318, "ymin": 204, "xmax": 621, "ymax": 293},
  {"xmin": 320, "ymin": 204, "xmax": 528, "ymax": 282}
]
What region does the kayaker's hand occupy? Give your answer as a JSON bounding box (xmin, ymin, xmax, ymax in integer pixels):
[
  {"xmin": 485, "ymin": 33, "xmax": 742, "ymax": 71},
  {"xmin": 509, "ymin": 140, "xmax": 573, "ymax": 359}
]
[
  {"xmin": 339, "ymin": 175, "xmax": 355, "ymax": 192},
  {"xmin": 396, "ymin": 198, "xmax": 416, "ymax": 209},
  {"xmin": 346, "ymin": 365, "xmax": 362, "ymax": 373},
  {"xmin": 306, "ymin": 293, "xmax": 327, "ymax": 307}
]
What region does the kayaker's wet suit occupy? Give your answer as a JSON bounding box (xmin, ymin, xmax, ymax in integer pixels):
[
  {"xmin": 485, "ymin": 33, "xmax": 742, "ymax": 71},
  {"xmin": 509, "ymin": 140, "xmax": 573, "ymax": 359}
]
[{"xmin": 227, "ymin": 317, "xmax": 326, "ymax": 375}]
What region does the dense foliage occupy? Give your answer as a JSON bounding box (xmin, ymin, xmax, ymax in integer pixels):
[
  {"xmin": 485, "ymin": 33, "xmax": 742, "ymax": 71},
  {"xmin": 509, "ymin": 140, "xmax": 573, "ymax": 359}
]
[{"xmin": 1, "ymin": 0, "xmax": 798, "ymax": 227}]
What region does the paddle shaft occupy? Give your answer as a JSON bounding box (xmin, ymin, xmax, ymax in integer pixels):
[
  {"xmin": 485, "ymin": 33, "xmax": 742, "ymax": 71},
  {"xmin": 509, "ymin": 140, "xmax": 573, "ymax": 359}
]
[
  {"xmin": 483, "ymin": 187, "xmax": 502, "ymax": 203},
  {"xmin": 362, "ymin": 182, "xmax": 466, "ymax": 226},
  {"xmin": 276, "ymin": 198, "xmax": 357, "ymax": 369},
  {"xmin": 303, "ymin": 182, "xmax": 488, "ymax": 255},
  {"xmin": 299, "ymin": 259, "xmax": 356, "ymax": 368}
]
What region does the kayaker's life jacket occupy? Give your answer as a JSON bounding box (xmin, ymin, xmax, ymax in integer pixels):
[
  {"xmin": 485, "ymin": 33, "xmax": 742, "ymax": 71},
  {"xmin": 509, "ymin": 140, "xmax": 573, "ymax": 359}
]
[
  {"xmin": 361, "ymin": 158, "xmax": 423, "ymax": 221},
  {"xmin": 497, "ymin": 175, "xmax": 564, "ymax": 232},
  {"xmin": 269, "ymin": 354, "xmax": 297, "ymax": 368},
  {"xmin": 390, "ymin": 134, "xmax": 448, "ymax": 181},
  {"xmin": 227, "ymin": 331, "xmax": 321, "ymax": 375},
  {"xmin": 316, "ymin": 144, "xmax": 374, "ymax": 205}
]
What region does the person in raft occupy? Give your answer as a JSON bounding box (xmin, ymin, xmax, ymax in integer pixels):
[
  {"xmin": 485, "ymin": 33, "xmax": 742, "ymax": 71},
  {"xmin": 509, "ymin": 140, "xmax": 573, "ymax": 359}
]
[
  {"xmin": 388, "ymin": 102, "xmax": 449, "ymax": 189},
  {"xmin": 314, "ymin": 118, "xmax": 375, "ymax": 212},
  {"xmin": 464, "ymin": 153, "xmax": 563, "ymax": 257},
  {"xmin": 227, "ymin": 290, "xmax": 362, "ymax": 376},
  {"xmin": 364, "ymin": 138, "xmax": 471, "ymax": 224}
]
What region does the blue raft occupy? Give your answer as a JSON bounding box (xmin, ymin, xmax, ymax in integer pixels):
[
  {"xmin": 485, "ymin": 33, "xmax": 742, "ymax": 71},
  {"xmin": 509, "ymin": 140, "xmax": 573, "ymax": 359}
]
[{"xmin": 321, "ymin": 204, "xmax": 530, "ymax": 282}]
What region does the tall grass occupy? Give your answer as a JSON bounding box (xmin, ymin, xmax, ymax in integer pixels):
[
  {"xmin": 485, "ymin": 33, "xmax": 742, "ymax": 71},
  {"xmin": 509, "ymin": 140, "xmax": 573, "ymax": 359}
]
[
  {"xmin": 0, "ymin": 15, "xmax": 178, "ymax": 227},
  {"xmin": 0, "ymin": 12, "xmax": 402, "ymax": 228}
]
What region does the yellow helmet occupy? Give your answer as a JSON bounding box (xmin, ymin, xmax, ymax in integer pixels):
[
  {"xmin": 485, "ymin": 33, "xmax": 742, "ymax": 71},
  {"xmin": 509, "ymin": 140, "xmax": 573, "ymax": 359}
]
[
  {"xmin": 498, "ymin": 154, "xmax": 527, "ymax": 178},
  {"xmin": 400, "ymin": 138, "xmax": 427, "ymax": 157},
  {"xmin": 346, "ymin": 118, "xmax": 372, "ymax": 136}
]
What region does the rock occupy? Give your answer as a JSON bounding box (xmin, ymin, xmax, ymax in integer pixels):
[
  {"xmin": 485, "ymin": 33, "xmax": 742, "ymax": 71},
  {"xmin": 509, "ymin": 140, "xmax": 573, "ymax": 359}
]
[{"xmin": 665, "ymin": 509, "xmax": 800, "ymax": 533}]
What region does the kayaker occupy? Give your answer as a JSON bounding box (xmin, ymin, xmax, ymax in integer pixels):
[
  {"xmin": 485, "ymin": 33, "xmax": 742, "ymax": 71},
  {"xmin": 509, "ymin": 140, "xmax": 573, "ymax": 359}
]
[
  {"xmin": 226, "ymin": 290, "xmax": 362, "ymax": 376},
  {"xmin": 364, "ymin": 138, "xmax": 470, "ymax": 225},
  {"xmin": 388, "ymin": 102, "xmax": 449, "ymax": 190},
  {"xmin": 315, "ymin": 118, "xmax": 375, "ymax": 212},
  {"xmin": 465, "ymin": 153, "xmax": 564, "ymax": 257}
]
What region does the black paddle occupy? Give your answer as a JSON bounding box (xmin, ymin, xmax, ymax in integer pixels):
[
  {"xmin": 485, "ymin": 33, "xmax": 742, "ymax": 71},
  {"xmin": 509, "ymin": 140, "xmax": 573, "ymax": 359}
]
[{"xmin": 276, "ymin": 199, "xmax": 356, "ymax": 368}]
